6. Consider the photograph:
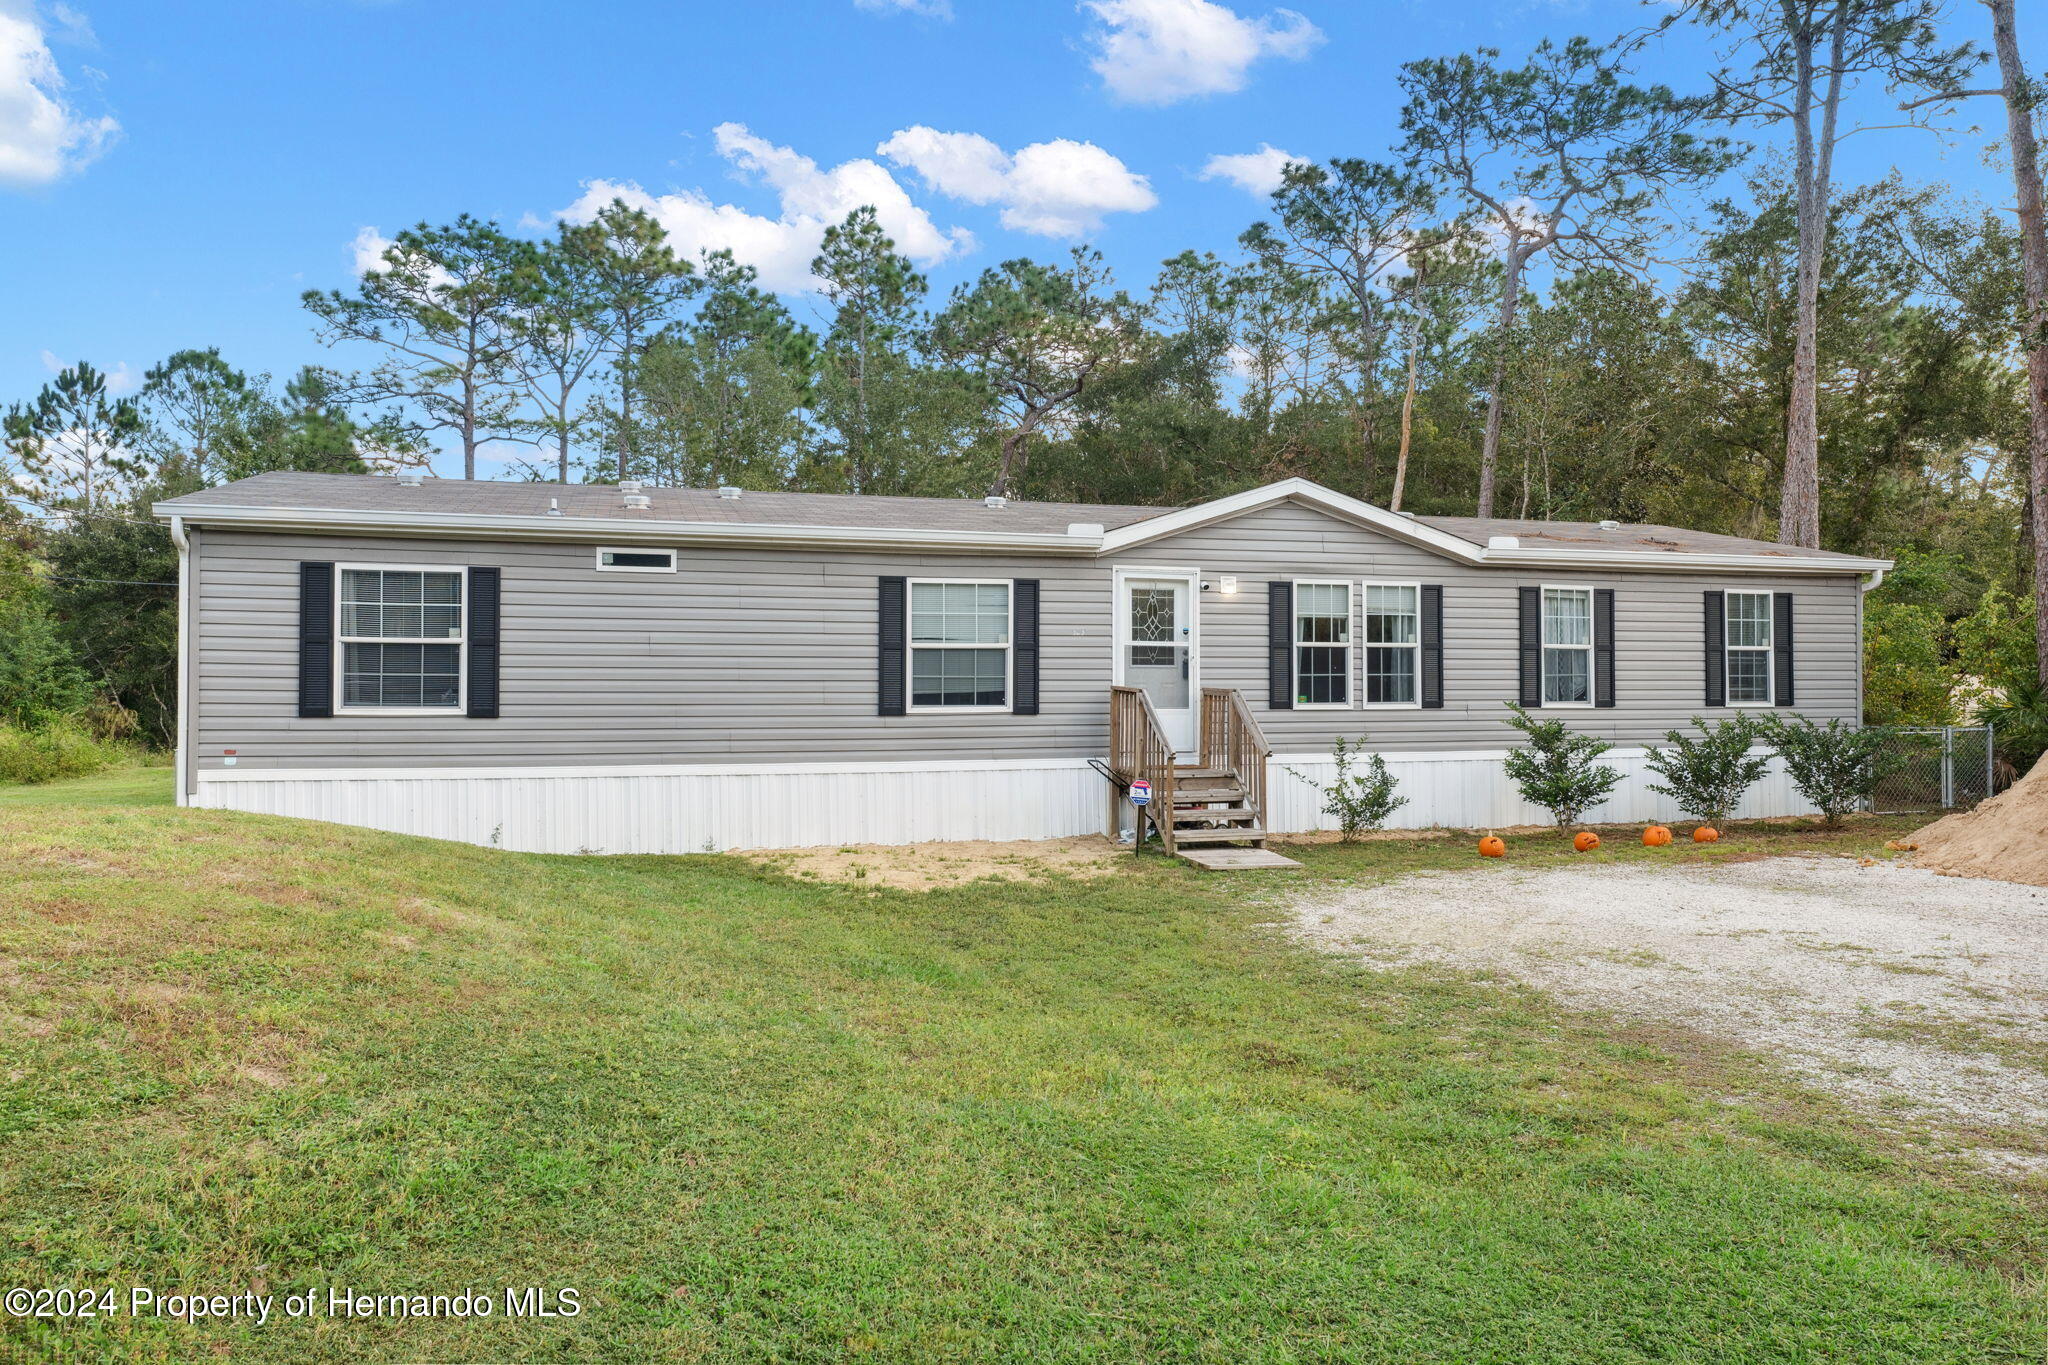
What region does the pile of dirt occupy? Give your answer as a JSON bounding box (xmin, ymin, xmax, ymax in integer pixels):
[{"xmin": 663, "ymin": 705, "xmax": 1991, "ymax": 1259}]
[{"xmin": 1908, "ymin": 756, "xmax": 2048, "ymax": 886}]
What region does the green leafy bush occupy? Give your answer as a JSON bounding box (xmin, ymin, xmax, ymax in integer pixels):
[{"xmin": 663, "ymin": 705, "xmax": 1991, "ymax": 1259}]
[
  {"xmin": 1285, "ymin": 736, "xmax": 1408, "ymax": 840},
  {"xmin": 1951, "ymin": 586, "xmax": 2035, "ymax": 702},
  {"xmin": 1975, "ymin": 678, "xmax": 2048, "ymax": 777},
  {"xmin": 1861, "ymin": 601, "xmax": 1956, "ymax": 725},
  {"xmin": 1645, "ymin": 715, "xmax": 1771, "ymax": 822},
  {"xmin": 0, "ymin": 594, "xmax": 94, "ymax": 731},
  {"xmin": 1761, "ymin": 715, "xmax": 1903, "ymax": 827},
  {"xmin": 1501, "ymin": 703, "xmax": 1621, "ymax": 826},
  {"xmin": 0, "ymin": 720, "xmax": 132, "ymax": 785}
]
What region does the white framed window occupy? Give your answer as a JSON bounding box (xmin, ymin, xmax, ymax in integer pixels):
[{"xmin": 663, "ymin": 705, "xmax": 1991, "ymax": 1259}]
[
  {"xmin": 595, "ymin": 546, "xmax": 677, "ymax": 573},
  {"xmin": 1293, "ymin": 580, "xmax": 1353, "ymax": 708},
  {"xmin": 1541, "ymin": 585, "xmax": 1594, "ymax": 707},
  {"xmin": 1725, "ymin": 590, "xmax": 1774, "ymax": 705},
  {"xmin": 336, "ymin": 565, "xmax": 466, "ymax": 714},
  {"xmin": 1361, "ymin": 581, "xmax": 1421, "ymax": 707},
  {"xmin": 908, "ymin": 579, "xmax": 1012, "ymax": 711}
]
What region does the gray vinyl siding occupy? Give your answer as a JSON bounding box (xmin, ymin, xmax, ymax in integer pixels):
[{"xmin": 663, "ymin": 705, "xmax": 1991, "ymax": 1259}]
[
  {"xmin": 1138, "ymin": 503, "xmax": 1861, "ymax": 751},
  {"xmin": 188, "ymin": 501, "xmax": 1865, "ymax": 773}
]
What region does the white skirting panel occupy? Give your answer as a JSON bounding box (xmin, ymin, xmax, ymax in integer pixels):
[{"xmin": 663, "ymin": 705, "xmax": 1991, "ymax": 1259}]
[
  {"xmin": 192, "ymin": 746, "xmax": 1824, "ymax": 854},
  {"xmin": 1265, "ymin": 746, "xmax": 1821, "ymax": 834},
  {"xmin": 193, "ymin": 758, "xmax": 1107, "ymax": 854}
]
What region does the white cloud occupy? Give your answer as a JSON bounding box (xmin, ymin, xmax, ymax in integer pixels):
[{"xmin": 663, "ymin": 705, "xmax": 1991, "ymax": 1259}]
[
  {"xmin": 37, "ymin": 348, "xmax": 60, "ymax": 373},
  {"xmin": 0, "ymin": 1, "xmax": 118, "ymax": 187},
  {"xmin": 350, "ymin": 226, "xmax": 396, "ymax": 275},
  {"xmin": 879, "ymin": 126, "xmax": 1156, "ymax": 237},
  {"xmin": 1200, "ymin": 143, "xmax": 1302, "ymax": 198},
  {"xmin": 854, "ymin": 0, "xmax": 952, "ymax": 16},
  {"xmin": 551, "ymin": 123, "xmax": 973, "ymax": 293},
  {"xmin": 1082, "ymin": 0, "xmax": 1323, "ymax": 105}
]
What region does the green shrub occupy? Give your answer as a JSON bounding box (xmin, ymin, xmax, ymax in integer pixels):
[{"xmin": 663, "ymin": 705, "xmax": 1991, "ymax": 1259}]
[
  {"xmin": 1501, "ymin": 703, "xmax": 1621, "ymax": 826},
  {"xmin": 1861, "ymin": 601, "xmax": 1956, "ymax": 725},
  {"xmin": 0, "ymin": 721, "xmax": 132, "ymax": 785},
  {"xmin": 1285, "ymin": 736, "xmax": 1408, "ymax": 840},
  {"xmin": 1645, "ymin": 715, "xmax": 1771, "ymax": 823},
  {"xmin": 1761, "ymin": 715, "xmax": 1903, "ymax": 827},
  {"xmin": 1975, "ymin": 678, "xmax": 2048, "ymax": 776},
  {"xmin": 0, "ymin": 595, "xmax": 94, "ymax": 731},
  {"xmin": 1952, "ymin": 586, "xmax": 2037, "ymax": 713}
]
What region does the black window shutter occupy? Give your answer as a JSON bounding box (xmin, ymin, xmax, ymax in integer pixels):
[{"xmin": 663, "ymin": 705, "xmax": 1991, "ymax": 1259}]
[
  {"xmin": 1704, "ymin": 590, "xmax": 1726, "ymax": 707},
  {"xmin": 1267, "ymin": 582, "xmax": 1293, "ymax": 710},
  {"xmin": 298, "ymin": 561, "xmax": 334, "ymax": 718},
  {"xmin": 1420, "ymin": 584, "xmax": 1444, "ymax": 709},
  {"xmin": 1517, "ymin": 586, "xmax": 1542, "ymax": 707},
  {"xmin": 878, "ymin": 576, "xmax": 907, "ymax": 716},
  {"xmin": 1012, "ymin": 579, "xmax": 1040, "ymax": 716},
  {"xmin": 466, "ymin": 567, "xmax": 501, "ymax": 719},
  {"xmin": 1594, "ymin": 588, "xmax": 1616, "ymax": 709},
  {"xmin": 1774, "ymin": 591, "xmax": 1795, "ymax": 707}
]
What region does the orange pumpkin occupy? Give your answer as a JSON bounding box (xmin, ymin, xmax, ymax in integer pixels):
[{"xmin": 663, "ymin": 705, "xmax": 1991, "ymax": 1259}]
[
  {"xmin": 1573, "ymin": 830, "xmax": 1601, "ymax": 853},
  {"xmin": 1693, "ymin": 825, "xmax": 1720, "ymax": 843},
  {"xmin": 1643, "ymin": 825, "xmax": 1673, "ymax": 847},
  {"xmin": 1478, "ymin": 835, "xmax": 1506, "ymax": 858}
]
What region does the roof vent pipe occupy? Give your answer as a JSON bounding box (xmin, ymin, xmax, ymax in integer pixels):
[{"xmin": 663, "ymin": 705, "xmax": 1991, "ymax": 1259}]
[
  {"xmin": 546, "ymin": 498, "xmax": 562, "ymax": 518},
  {"xmin": 395, "ymin": 468, "xmax": 425, "ymax": 488},
  {"xmin": 718, "ymin": 485, "xmax": 743, "ymax": 500},
  {"xmin": 623, "ymin": 494, "xmax": 652, "ymax": 510},
  {"xmin": 985, "ymin": 495, "xmax": 1007, "ymax": 509}
]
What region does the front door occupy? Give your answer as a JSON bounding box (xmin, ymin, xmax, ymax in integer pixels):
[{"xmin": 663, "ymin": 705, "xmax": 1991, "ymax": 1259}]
[{"xmin": 1118, "ymin": 573, "xmax": 1196, "ymax": 753}]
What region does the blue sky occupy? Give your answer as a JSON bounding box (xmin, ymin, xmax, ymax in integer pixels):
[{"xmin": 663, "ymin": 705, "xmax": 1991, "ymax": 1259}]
[{"xmin": 0, "ymin": 0, "xmax": 2022, "ymax": 475}]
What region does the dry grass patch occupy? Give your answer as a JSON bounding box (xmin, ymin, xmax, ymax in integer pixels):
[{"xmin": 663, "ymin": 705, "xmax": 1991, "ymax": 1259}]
[{"xmin": 742, "ymin": 834, "xmax": 1125, "ymax": 891}]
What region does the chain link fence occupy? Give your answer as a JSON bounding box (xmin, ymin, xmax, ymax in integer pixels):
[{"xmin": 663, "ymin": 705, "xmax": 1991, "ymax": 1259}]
[{"xmin": 1868, "ymin": 725, "xmax": 1996, "ymax": 814}]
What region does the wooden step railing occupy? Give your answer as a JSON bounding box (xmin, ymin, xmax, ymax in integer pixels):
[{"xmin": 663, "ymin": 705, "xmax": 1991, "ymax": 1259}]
[
  {"xmin": 1198, "ymin": 687, "xmax": 1270, "ymax": 825},
  {"xmin": 1109, "ymin": 684, "xmax": 1179, "ymax": 854}
]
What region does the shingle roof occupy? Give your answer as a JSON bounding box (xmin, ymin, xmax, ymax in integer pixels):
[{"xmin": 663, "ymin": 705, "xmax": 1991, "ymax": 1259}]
[
  {"xmin": 156, "ymin": 471, "xmax": 1877, "ymax": 566},
  {"xmin": 155, "ymin": 471, "xmax": 1161, "ymax": 534},
  {"xmin": 1418, "ymin": 515, "xmax": 1855, "ymax": 562}
]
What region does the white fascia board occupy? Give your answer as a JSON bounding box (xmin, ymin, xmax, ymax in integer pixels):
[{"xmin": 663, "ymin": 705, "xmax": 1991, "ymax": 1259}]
[
  {"xmin": 1099, "ymin": 477, "xmax": 1487, "ymax": 562},
  {"xmin": 1479, "ymin": 546, "xmax": 1893, "ymax": 576},
  {"xmin": 150, "ymin": 502, "xmax": 1106, "ymax": 555},
  {"xmin": 1097, "ymin": 477, "xmax": 1887, "ymax": 577}
]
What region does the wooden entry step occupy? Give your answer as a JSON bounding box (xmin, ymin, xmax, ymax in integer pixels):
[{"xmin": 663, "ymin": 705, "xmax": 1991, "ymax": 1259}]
[{"xmin": 1176, "ymin": 846, "xmax": 1302, "ymax": 871}]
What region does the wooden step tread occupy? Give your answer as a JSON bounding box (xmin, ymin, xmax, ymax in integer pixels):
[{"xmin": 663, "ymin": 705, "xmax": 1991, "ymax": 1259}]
[
  {"xmin": 1172, "ymin": 826, "xmax": 1268, "ymax": 845},
  {"xmin": 1171, "ymin": 808, "xmax": 1258, "ymax": 826},
  {"xmin": 1177, "ymin": 846, "xmax": 1302, "ymax": 871},
  {"xmin": 1172, "ymin": 767, "xmax": 1232, "ymax": 780},
  {"xmin": 1171, "ymin": 787, "xmax": 1247, "ymax": 804}
]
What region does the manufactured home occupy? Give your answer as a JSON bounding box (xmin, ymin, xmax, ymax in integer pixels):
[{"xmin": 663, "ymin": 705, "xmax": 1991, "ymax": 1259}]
[{"xmin": 154, "ymin": 472, "xmax": 1890, "ymax": 860}]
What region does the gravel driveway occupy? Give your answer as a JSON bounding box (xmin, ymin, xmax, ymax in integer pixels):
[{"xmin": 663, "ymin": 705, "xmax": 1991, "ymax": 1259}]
[{"xmin": 1291, "ymin": 857, "xmax": 2048, "ymax": 1162}]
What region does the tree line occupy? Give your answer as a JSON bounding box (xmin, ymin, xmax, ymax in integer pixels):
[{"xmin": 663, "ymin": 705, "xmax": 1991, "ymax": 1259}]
[{"xmin": 3, "ymin": 0, "xmax": 2046, "ymax": 765}]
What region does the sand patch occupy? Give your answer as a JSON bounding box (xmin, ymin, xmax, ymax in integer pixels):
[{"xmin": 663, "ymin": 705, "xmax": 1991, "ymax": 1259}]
[
  {"xmin": 744, "ymin": 835, "xmax": 1125, "ymax": 892},
  {"xmin": 1909, "ymin": 755, "xmax": 2048, "ymax": 886}
]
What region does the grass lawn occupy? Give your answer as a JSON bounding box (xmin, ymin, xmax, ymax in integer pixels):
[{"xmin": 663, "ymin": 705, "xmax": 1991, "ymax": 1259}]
[{"xmin": 0, "ymin": 771, "xmax": 2041, "ymax": 1362}]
